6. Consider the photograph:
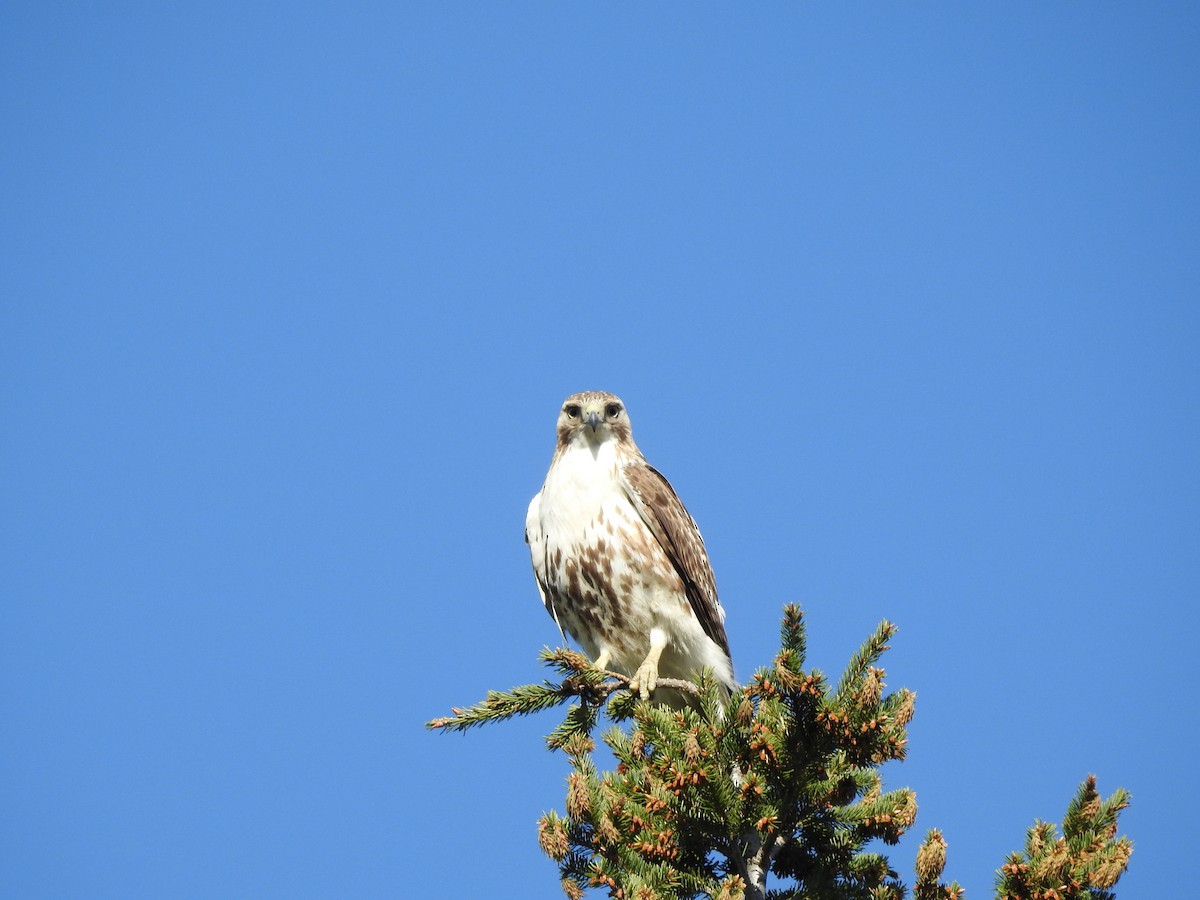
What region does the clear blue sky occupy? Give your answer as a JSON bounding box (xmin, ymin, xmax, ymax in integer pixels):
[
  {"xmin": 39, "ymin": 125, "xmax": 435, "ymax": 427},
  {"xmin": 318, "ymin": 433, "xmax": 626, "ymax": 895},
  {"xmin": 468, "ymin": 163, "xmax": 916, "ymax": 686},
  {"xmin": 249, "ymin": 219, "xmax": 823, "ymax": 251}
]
[{"xmin": 2, "ymin": 4, "xmax": 1196, "ymax": 897}]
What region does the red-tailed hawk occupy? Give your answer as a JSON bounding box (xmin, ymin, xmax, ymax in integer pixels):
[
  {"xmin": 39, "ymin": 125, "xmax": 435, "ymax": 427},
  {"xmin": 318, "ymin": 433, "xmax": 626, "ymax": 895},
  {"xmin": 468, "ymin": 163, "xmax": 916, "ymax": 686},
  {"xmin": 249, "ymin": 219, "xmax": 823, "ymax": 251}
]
[{"xmin": 525, "ymin": 391, "xmax": 735, "ymax": 706}]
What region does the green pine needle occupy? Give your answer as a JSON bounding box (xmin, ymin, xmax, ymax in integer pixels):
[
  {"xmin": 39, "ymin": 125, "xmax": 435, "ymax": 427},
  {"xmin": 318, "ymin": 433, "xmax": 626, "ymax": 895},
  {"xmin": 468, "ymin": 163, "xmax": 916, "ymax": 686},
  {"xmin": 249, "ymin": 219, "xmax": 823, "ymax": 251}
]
[{"xmin": 428, "ymin": 607, "xmax": 1132, "ymax": 900}]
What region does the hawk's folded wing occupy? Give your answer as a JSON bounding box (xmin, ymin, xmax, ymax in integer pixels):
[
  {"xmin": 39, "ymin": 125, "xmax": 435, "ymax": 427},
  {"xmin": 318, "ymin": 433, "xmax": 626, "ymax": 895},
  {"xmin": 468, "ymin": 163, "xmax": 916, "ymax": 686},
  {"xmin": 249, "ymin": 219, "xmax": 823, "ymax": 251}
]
[{"xmin": 620, "ymin": 462, "xmax": 731, "ymax": 659}]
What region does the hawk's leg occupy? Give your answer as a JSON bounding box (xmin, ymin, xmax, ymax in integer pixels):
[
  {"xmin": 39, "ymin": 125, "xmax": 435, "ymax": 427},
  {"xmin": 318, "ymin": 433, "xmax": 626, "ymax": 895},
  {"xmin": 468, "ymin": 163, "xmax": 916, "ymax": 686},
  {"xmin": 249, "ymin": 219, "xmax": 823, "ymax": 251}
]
[
  {"xmin": 629, "ymin": 628, "xmax": 668, "ymax": 700},
  {"xmin": 593, "ymin": 649, "xmax": 611, "ymax": 671}
]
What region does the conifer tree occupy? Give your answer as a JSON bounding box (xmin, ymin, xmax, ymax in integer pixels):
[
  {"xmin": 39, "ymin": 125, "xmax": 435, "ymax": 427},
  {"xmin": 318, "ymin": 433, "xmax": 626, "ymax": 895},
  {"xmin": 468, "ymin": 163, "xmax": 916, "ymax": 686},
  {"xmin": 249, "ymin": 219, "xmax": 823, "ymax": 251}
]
[{"xmin": 429, "ymin": 606, "xmax": 1131, "ymax": 899}]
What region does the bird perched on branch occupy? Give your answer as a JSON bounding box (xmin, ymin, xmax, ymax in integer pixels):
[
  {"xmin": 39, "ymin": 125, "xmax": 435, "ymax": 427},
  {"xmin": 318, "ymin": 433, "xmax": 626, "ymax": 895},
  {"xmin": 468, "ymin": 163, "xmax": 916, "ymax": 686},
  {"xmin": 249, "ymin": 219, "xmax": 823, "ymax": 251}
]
[{"xmin": 525, "ymin": 391, "xmax": 735, "ymax": 707}]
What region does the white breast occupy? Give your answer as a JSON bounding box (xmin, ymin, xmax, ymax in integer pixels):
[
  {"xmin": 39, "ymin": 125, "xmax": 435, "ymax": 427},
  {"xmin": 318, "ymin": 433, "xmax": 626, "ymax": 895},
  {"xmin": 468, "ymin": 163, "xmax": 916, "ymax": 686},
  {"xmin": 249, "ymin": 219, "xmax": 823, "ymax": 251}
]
[
  {"xmin": 537, "ymin": 440, "xmax": 625, "ymax": 542},
  {"xmin": 530, "ymin": 441, "xmax": 679, "ymax": 672}
]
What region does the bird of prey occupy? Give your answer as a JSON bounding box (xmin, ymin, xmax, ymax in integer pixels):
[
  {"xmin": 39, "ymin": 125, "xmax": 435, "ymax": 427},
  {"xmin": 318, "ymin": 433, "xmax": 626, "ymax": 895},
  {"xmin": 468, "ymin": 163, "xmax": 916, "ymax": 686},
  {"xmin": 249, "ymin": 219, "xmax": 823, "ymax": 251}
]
[{"xmin": 525, "ymin": 391, "xmax": 735, "ymax": 706}]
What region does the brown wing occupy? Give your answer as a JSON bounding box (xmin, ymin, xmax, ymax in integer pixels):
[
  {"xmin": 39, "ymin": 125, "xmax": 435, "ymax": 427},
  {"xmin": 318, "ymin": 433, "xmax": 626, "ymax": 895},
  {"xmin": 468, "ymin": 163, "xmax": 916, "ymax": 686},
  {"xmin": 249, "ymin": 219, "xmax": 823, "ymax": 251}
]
[{"xmin": 620, "ymin": 461, "xmax": 731, "ymax": 658}]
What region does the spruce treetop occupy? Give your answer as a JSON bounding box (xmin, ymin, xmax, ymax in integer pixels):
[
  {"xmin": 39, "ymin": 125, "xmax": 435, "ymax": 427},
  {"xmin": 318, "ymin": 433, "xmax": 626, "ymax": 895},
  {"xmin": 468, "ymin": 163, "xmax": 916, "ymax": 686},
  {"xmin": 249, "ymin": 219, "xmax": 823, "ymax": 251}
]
[{"xmin": 430, "ymin": 605, "xmax": 1132, "ymax": 900}]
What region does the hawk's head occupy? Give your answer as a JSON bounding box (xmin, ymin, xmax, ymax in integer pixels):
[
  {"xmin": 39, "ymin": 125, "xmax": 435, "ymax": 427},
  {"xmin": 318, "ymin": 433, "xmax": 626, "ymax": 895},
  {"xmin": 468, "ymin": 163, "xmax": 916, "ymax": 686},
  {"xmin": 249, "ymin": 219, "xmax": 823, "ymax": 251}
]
[{"xmin": 556, "ymin": 390, "xmax": 633, "ymax": 448}]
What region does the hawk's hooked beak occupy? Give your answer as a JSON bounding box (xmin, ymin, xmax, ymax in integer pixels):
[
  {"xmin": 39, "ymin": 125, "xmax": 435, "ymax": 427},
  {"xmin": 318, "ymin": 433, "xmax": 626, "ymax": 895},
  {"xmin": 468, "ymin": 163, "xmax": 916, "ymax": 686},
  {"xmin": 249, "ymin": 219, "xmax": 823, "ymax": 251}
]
[{"xmin": 585, "ymin": 409, "xmax": 602, "ymax": 432}]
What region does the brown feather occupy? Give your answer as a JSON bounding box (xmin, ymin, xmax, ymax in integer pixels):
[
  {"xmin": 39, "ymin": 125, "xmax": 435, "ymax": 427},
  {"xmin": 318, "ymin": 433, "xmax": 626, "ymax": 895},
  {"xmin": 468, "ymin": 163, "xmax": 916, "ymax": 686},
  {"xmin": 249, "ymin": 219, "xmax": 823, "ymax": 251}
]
[{"xmin": 620, "ymin": 461, "xmax": 732, "ymax": 658}]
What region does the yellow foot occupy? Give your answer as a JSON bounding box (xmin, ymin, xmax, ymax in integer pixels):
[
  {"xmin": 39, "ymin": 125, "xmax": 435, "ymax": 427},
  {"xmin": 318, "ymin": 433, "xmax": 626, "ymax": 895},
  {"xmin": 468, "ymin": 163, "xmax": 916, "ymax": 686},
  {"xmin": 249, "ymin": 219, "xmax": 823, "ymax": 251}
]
[
  {"xmin": 628, "ymin": 628, "xmax": 668, "ymax": 700},
  {"xmin": 628, "ymin": 657, "xmax": 659, "ymax": 700}
]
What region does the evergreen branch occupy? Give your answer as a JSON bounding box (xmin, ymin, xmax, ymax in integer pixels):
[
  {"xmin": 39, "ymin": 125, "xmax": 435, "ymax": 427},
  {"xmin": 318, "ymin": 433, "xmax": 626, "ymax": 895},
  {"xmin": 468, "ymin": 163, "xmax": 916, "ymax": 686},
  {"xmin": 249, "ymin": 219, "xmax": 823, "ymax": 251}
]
[
  {"xmin": 547, "ymin": 701, "xmax": 600, "ymax": 751},
  {"xmin": 833, "ymin": 619, "xmax": 896, "ymax": 704},
  {"xmin": 426, "ymin": 682, "xmax": 584, "ymax": 733},
  {"xmin": 994, "ymin": 776, "xmax": 1133, "ymax": 899},
  {"xmin": 431, "ymin": 607, "xmax": 1133, "ymax": 900},
  {"xmin": 426, "ymin": 647, "xmax": 702, "ymax": 734},
  {"xmin": 913, "ymin": 828, "xmax": 963, "ymax": 899},
  {"xmin": 779, "ymin": 603, "xmax": 808, "ymax": 665}
]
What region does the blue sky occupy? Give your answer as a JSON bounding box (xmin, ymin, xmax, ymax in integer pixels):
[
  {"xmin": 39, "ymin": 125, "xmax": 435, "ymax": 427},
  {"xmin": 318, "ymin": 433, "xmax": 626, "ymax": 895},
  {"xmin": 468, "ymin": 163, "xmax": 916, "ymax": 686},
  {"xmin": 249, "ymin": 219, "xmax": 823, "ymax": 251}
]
[{"xmin": 2, "ymin": 3, "xmax": 1196, "ymax": 897}]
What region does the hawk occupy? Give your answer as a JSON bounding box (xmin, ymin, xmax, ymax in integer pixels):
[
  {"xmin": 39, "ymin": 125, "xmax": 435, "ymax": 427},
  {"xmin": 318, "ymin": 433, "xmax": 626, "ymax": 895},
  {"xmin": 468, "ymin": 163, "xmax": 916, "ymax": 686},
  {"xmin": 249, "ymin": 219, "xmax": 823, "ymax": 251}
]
[{"xmin": 525, "ymin": 391, "xmax": 735, "ymax": 706}]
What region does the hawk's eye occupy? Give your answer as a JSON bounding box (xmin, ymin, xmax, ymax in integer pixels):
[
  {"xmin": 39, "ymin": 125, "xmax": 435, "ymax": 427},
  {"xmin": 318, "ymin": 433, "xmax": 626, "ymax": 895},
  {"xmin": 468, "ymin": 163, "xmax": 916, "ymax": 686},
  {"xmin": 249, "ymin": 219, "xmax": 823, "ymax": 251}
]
[
  {"xmin": 565, "ymin": 404, "xmax": 581, "ymax": 419},
  {"xmin": 605, "ymin": 404, "xmax": 621, "ymax": 418}
]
